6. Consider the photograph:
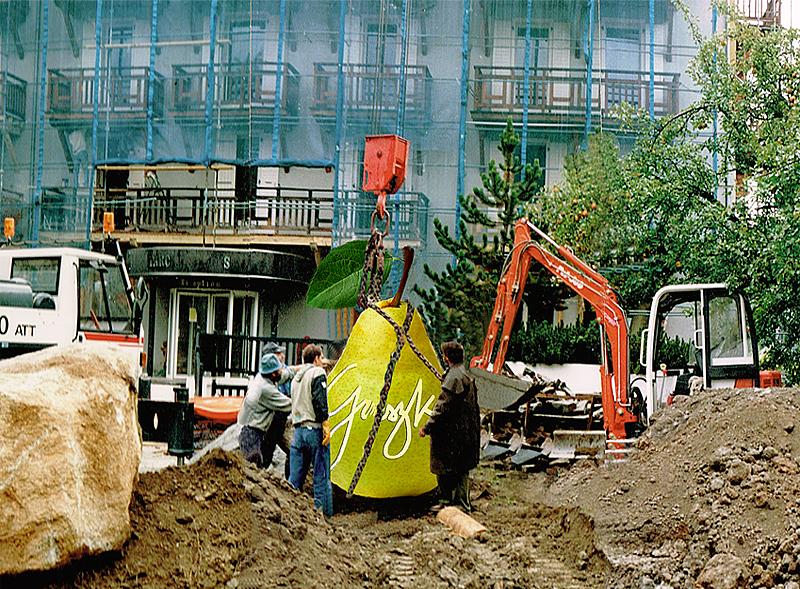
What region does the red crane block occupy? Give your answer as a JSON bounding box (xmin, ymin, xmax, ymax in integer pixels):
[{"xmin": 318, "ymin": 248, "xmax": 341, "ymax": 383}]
[{"xmin": 363, "ymin": 134, "xmax": 409, "ymax": 196}]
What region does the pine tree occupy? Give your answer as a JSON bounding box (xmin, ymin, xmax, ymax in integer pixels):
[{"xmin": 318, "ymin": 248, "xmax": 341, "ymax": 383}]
[{"xmin": 415, "ymin": 120, "xmax": 554, "ymax": 355}]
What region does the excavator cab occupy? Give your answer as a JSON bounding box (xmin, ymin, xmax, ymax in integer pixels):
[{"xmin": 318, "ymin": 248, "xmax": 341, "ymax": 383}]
[{"xmin": 641, "ymin": 284, "xmax": 760, "ymax": 419}]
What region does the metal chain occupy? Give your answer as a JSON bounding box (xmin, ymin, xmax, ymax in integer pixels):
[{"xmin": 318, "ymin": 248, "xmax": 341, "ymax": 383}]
[
  {"xmin": 403, "ymin": 328, "xmax": 443, "ymax": 382},
  {"xmin": 357, "ymin": 228, "xmax": 385, "ymax": 310},
  {"xmin": 348, "ymin": 217, "xmax": 444, "ymax": 495},
  {"xmin": 347, "ymin": 303, "xmax": 414, "ymax": 497}
]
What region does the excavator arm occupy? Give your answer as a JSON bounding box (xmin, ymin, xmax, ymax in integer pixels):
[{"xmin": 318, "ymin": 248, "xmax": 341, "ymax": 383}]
[{"xmin": 471, "ymin": 218, "xmax": 638, "ymax": 440}]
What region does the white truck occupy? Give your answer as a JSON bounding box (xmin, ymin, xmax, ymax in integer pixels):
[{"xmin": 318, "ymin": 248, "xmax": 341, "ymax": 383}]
[{"xmin": 0, "ymin": 246, "xmax": 145, "ymax": 365}]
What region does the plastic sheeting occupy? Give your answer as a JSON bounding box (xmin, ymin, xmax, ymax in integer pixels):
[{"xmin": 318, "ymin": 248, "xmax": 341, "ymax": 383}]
[{"xmin": 0, "ymin": 0, "xmax": 724, "ymax": 249}]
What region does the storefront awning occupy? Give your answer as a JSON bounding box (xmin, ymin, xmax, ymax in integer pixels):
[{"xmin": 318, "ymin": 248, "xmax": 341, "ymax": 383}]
[{"xmin": 127, "ymin": 247, "xmax": 314, "ymax": 289}]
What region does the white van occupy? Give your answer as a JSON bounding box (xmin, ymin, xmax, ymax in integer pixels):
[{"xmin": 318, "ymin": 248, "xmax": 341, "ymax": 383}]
[{"xmin": 0, "ymin": 247, "xmax": 145, "ymax": 365}]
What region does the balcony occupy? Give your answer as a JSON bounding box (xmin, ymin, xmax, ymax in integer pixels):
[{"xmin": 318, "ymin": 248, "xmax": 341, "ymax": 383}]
[
  {"xmin": 0, "ymin": 72, "xmax": 27, "ymax": 124},
  {"xmin": 472, "ymin": 66, "xmax": 680, "ymax": 126},
  {"xmin": 91, "ymin": 186, "xmax": 429, "ymax": 246},
  {"xmin": 312, "ymin": 63, "xmax": 432, "ymax": 124},
  {"xmin": 170, "ymin": 62, "xmax": 300, "ymax": 122},
  {"xmin": 47, "ymin": 67, "xmax": 165, "ymax": 125},
  {"xmin": 737, "ymin": 0, "xmax": 781, "ymax": 28}
]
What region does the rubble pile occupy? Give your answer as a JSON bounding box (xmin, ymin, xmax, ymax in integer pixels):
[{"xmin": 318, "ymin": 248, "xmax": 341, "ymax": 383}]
[
  {"xmin": 550, "ymin": 387, "xmax": 800, "ymax": 588},
  {"xmin": 3, "ymin": 449, "xmax": 607, "ymax": 589}
]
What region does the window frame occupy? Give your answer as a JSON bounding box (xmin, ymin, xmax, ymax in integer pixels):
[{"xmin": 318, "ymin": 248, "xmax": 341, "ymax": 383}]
[{"xmin": 11, "ymin": 256, "xmax": 61, "ymax": 296}]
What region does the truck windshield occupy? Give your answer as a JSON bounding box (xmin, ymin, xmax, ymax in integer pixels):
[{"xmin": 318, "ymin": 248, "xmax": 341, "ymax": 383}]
[{"xmin": 78, "ymin": 260, "xmax": 134, "ymax": 334}]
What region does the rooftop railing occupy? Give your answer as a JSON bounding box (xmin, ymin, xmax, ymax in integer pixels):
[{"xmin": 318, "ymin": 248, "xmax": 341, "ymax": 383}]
[
  {"xmin": 312, "ymin": 63, "xmax": 432, "ymax": 122},
  {"xmin": 91, "ymin": 186, "xmax": 429, "ymax": 245},
  {"xmin": 0, "ymin": 72, "xmax": 26, "ymax": 121},
  {"xmin": 472, "ymin": 66, "xmax": 680, "ymax": 123},
  {"xmin": 47, "ymin": 67, "xmax": 165, "ymax": 121},
  {"xmin": 170, "ymin": 62, "xmax": 300, "ymax": 119}
]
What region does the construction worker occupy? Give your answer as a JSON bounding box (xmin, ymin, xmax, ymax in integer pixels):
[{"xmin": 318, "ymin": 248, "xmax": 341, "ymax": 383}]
[
  {"xmin": 237, "ymin": 353, "xmax": 292, "ymax": 470},
  {"xmin": 288, "ymin": 344, "xmax": 332, "ymax": 517},
  {"xmin": 264, "ymin": 342, "xmax": 291, "ymax": 396},
  {"xmin": 419, "ymin": 341, "xmax": 480, "ymax": 512},
  {"xmin": 263, "ymin": 341, "xmax": 294, "ymax": 478}
]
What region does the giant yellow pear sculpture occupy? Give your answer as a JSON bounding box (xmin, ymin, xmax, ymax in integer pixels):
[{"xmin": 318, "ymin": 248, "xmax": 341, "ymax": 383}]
[{"xmin": 327, "ymin": 300, "xmax": 443, "ymax": 498}]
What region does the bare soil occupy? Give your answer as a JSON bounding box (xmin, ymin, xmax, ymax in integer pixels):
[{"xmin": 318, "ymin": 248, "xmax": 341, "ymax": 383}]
[
  {"xmin": 3, "ymin": 386, "xmax": 798, "ymax": 589},
  {"xmin": 0, "ymin": 450, "xmax": 606, "ymax": 589},
  {"xmin": 548, "ymin": 387, "xmax": 800, "ymax": 588}
]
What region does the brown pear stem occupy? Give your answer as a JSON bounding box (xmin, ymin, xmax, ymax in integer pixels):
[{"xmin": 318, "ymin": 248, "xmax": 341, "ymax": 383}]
[{"xmin": 389, "ymin": 246, "xmax": 414, "ymax": 307}]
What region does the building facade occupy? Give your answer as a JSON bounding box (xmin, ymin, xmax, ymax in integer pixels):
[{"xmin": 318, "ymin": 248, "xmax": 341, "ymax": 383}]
[{"xmin": 0, "ymin": 0, "xmax": 782, "ymax": 394}]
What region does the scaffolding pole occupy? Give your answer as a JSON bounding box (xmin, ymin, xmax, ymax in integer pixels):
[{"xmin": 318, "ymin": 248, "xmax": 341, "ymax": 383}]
[
  {"xmin": 203, "ymin": 0, "xmax": 219, "ymax": 165},
  {"xmin": 271, "ymin": 0, "xmax": 287, "ymax": 161},
  {"xmin": 455, "ymin": 0, "xmax": 471, "ymax": 241},
  {"xmin": 86, "ymin": 0, "xmax": 103, "ymax": 245},
  {"xmin": 146, "ymin": 0, "xmax": 159, "ymax": 161},
  {"xmin": 521, "ymin": 0, "xmax": 533, "ymax": 181},
  {"xmin": 331, "ymin": 0, "xmax": 347, "ymax": 247},
  {"xmin": 32, "ymin": 0, "xmax": 49, "ymax": 244}
]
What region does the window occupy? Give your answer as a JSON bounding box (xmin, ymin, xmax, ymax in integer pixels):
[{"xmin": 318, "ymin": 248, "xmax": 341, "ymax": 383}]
[
  {"xmin": 12, "ymin": 257, "xmax": 60, "ymax": 295},
  {"xmin": 172, "ymin": 290, "xmax": 257, "ymax": 376},
  {"xmin": 708, "ymin": 295, "xmax": 752, "ymax": 364},
  {"xmin": 78, "ymin": 260, "xmax": 134, "ymax": 334},
  {"xmin": 175, "ymin": 294, "xmax": 208, "ymax": 375},
  {"xmin": 523, "ymin": 144, "xmax": 547, "ymax": 189},
  {"xmin": 604, "ymin": 27, "xmax": 642, "ymax": 108},
  {"xmin": 515, "ymin": 28, "xmax": 550, "ymax": 107}
]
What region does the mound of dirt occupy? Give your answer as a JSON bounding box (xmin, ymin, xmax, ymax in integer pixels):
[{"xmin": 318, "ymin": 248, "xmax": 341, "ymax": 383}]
[
  {"xmin": 550, "ymin": 387, "xmax": 800, "ymax": 588},
  {"xmin": 3, "ymin": 449, "xmax": 608, "ymax": 589}
]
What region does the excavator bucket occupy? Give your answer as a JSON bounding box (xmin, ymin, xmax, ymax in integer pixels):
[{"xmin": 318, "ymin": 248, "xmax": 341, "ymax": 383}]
[
  {"xmin": 469, "ymin": 367, "xmax": 532, "ymax": 410},
  {"xmin": 544, "ymin": 430, "xmax": 607, "ymax": 460}
]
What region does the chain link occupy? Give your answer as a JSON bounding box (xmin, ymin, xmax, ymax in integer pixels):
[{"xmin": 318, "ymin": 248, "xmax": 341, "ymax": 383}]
[{"xmin": 357, "ymin": 229, "xmax": 385, "ymax": 310}]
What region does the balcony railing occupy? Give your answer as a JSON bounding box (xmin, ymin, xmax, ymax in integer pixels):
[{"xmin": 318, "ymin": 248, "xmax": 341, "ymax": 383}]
[
  {"xmin": 91, "ymin": 186, "xmax": 429, "ymax": 245},
  {"xmin": 196, "ymin": 333, "xmax": 337, "ymax": 381},
  {"xmin": 737, "ymin": 0, "xmax": 781, "ymax": 27},
  {"xmin": 47, "ymin": 67, "xmax": 165, "ymax": 122},
  {"xmin": 170, "ymin": 62, "xmax": 300, "ymax": 119},
  {"xmin": 472, "ymin": 66, "xmax": 680, "ymax": 123},
  {"xmin": 0, "ymin": 72, "xmax": 26, "ymax": 121},
  {"xmin": 312, "ymin": 63, "xmax": 432, "ymax": 122}
]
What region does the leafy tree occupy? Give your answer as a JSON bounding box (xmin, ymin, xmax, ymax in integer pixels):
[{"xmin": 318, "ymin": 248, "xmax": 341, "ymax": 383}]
[
  {"xmin": 690, "ymin": 19, "xmax": 800, "ymax": 382},
  {"xmin": 415, "ymin": 120, "xmax": 556, "ymax": 355},
  {"xmin": 533, "ymin": 12, "xmax": 800, "ymax": 382}
]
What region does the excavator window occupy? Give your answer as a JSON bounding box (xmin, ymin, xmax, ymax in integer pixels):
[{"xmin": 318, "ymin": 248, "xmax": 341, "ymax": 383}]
[
  {"xmin": 654, "ymin": 300, "xmax": 700, "ymax": 374},
  {"xmin": 707, "ymin": 295, "xmax": 751, "ymax": 364}
]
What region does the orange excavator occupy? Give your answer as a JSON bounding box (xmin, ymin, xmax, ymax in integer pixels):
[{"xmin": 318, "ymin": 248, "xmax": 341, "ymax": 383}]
[{"xmin": 470, "ymin": 218, "xmax": 642, "ymax": 441}]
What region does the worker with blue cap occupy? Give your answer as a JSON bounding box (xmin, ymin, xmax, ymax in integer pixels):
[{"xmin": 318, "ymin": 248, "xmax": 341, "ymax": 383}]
[
  {"xmin": 264, "ymin": 341, "xmax": 291, "ymax": 397},
  {"xmin": 237, "ymin": 352, "xmax": 292, "ymax": 470}
]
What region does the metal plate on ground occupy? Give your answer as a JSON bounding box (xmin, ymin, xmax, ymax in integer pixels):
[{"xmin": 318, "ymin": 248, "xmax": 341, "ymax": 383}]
[
  {"xmin": 511, "ymin": 446, "xmax": 545, "ymax": 466},
  {"xmin": 469, "ymin": 367, "xmax": 532, "ymax": 410},
  {"xmin": 545, "ymin": 430, "xmax": 607, "ymax": 460},
  {"xmin": 481, "ymin": 441, "xmax": 513, "ymax": 461}
]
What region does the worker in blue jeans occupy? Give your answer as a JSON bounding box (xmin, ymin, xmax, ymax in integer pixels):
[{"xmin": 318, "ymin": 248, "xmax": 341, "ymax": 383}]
[{"xmin": 288, "ymin": 344, "xmax": 332, "ymax": 517}]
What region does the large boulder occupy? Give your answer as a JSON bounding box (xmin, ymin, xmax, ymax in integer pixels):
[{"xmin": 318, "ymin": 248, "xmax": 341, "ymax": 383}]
[{"xmin": 0, "ymin": 344, "xmax": 141, "ymax": 574}]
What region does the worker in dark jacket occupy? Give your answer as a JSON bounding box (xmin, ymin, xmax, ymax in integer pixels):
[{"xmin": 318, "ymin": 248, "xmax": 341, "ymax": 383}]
[{"xmin": 419, "ymin": 341, "xmax": 480, "ymax": 512}]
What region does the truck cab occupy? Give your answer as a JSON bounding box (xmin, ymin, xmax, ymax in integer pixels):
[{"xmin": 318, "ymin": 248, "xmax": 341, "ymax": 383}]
[
  {"xmin": 0, "ymin": 247, "xmax": 143, "ymax": 364},
  {"xmin": 641, "ymin": 283, "xmax": 760, "ymax": 419}
]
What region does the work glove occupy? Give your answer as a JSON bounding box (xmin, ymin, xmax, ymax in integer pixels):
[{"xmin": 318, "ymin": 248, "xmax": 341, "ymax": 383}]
[{"xmin": 321, "ymin": 420, "xmax": 331, "ymax": 447}]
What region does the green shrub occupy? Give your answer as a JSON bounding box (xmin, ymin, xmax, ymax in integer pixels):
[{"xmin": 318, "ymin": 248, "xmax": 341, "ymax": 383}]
[
  {"xmin": 507, "ymin": 321, "xmax": 695, "ymax": 372},
  {"xmin": 508, "ymin": 320, "xmax": 601, "ymax": 365}
]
